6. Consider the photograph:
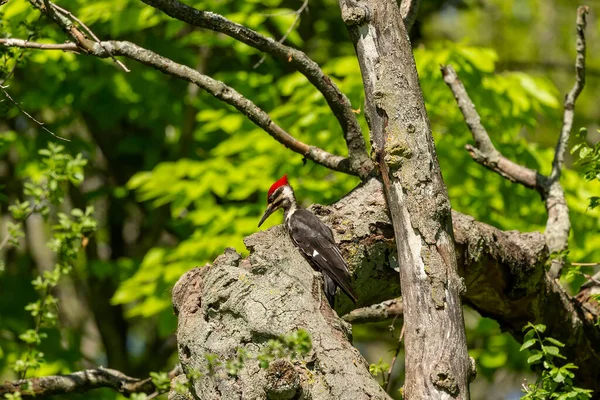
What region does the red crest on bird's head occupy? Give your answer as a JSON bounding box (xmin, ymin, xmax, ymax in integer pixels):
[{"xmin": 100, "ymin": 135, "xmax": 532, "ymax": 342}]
[{"xmin": 267, "ymin": 174, "xmax": 288, "ymax": 199}]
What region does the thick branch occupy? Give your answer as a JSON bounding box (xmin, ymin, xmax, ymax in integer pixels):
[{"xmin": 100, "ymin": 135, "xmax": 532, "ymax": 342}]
[
  {"xmin": 550, "ymin": 6, "xmax": 588, "ymax": 182},
  {"xmin": 341, "ymin": 297, "xmax": 403, "ymax": 324},
  {"xmin": 545, "ymin": 6, "xmax": 588, "ymax": 278},
  {"xmin": 0, "ymin": 38, "xmax": 353, "ymax": 175},
  {"xmin": 171, "ymin": 241, "xmax": 391, "ymax": 399},
  {"xmin": 139, "ymin": 0, "xmax": 373, "ymax": 177},
  {"xmin": 441, "ymin": 65, "xmax": 544, "ymax": 192},
  {"xmin": 0, "ymin": 368, "xmax": 155, "ymax": 397},
  {"xmin": 441, "ymin": 4, "xmax": 589, "ymax": 280},
  {"xmin": 399, "ymin": 0, "xmax": 420, "ymax": 32}
]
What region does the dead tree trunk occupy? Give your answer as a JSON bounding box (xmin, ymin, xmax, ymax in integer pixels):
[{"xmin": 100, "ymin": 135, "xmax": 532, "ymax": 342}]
[
  {"xmin": 170, "ymin": 215, "xmax": 391, "ymax": 399},
  {"xmin": 338, "ymin": 0, "xmax": 473, "ymax": 398}
]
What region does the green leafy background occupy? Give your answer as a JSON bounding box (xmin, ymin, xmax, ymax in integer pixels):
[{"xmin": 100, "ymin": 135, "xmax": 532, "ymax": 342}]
[{"xmin": 1, "ymin": 0, "xmax": 599, "ymax": 398}]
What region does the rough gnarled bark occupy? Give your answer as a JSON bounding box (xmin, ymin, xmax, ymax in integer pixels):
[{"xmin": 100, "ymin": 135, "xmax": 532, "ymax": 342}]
[{"xmin": 171, "ymin": 231, "xmax": 390, "ymax": 399}]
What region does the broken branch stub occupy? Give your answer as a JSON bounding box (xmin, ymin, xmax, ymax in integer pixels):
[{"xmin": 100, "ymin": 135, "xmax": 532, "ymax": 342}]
[{"xmin": 171, "ymin": 228, "xmax": 391, "ymax": 399}]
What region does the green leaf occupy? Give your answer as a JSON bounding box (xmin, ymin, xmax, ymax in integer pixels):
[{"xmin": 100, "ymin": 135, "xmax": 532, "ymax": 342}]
[
  {"xmin": 545, "ymin": 337, "xmax": 565, "ymax": 347},
  {"xmin": 520, "ymin": 338, "xmax": 537, "ymax": 351},
  {"xmin": 527, "ymin": 353, "xmax": 543, "ymax": 364},
  {"xmin": 579, "ymin": 147, "xmax": 592, "ymax": 159}
]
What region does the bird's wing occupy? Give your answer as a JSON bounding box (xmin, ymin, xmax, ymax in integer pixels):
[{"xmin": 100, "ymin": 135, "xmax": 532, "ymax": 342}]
[{"xmin": 289, "ymin": 209, "xmax": 358, "ymax": 303}]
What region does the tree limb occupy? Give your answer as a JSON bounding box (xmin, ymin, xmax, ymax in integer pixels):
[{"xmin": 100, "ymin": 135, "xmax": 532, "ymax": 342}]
[
  {"xmin": 550, "ymin": 6, "xmax": 588, "ymax": 182},
  {"xmin": 0, "ymin": 367, "xmax": 156, "ymax": 397},
  {"xmin": 138, "ymin": 0, "xmax": 374, "ymax": 177},
  {"xmin": 322, "ymin": 179, "xmax": 600, "ymax": 391},
  {"xmin": 440, "ymin": 6, "xmax": 589, "ymax": 279},
  {"xmin": 545, "ymin": 5, "xmax": 588, "ymax": 278},
  {"xmin": 0, "ymin": 38, "xmax": 354, "ymax": 175},
  {"xmin": 440, "ymin": 65, "xmax": 544, "ymax": 192},
  {"xmin": 341, "ymin": 297, "xmax": 403, "ymax": 324}
]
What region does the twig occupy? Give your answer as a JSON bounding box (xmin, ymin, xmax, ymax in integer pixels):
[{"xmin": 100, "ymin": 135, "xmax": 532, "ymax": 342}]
[
  {"xmin": 139, "ymin": 0, "xmax": 373, "ymax": 177},
  {"xmin": 1, "ymin": 85, "xmax": 69, "ymax": 141},
  {"xmin": 571, "ymin": 262, "xmax": 600, "ymax": 267},
  {"xmin": 582, "ymin": 272, "xmax": 600, "ymax": 287},
  {"xmin": 0, "ymin": 38, "xmax": 355, "ymax": 175},
  {"xmin": 0, "ymin": 39, "xmax": 78, "ymax": 52},
  {"xmin": 341, "ymin": 297, "xmax": 403, "ymax": 324},
  {"xmin": 253, "ymin": 0, "xmax": 309, "ymax": 68},
  {"xmin": 440, "ymin": 65, "xmax": 543, "ymax": 192},
  {"xmin": 0, "ymin": 44, "xmax": 28, "ymax": 86},
  {"xmin": 399, "ymin": 0, "xmax": 420, "ymax": 32},
  {"xmin": 48, "ymin": 2, "xmax": 129, "ymax": 72},
  {"xmin": 384, "ymin": 323, "xmax": 405, "ymax": 393}
]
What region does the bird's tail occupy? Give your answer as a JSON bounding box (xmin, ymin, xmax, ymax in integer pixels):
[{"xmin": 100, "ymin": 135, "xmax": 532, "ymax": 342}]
[{"xmin": 323, "ymin": 274, "xmax": 358, "ymax": 307}]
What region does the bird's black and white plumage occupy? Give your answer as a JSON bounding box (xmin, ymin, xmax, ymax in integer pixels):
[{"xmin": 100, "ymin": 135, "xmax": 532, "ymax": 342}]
[{"xmin": 258, "ymin": 175, "xmax": 358, "ymax": 306}]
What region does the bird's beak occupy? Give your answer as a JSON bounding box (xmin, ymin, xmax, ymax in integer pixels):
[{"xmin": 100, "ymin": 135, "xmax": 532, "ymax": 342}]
[{"xmin": 258, "ymin": 204, "xmax": 275, "ymax": 227}]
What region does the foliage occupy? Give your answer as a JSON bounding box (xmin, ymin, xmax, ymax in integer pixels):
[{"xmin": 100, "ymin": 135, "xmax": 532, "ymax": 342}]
[
  {"xmin": 134, "ymin": 329, "xmax": 312, "ymax": 399},
  {"xmin": 369, "ymin": 358, "xmax": 391, "ymax": 387},
  {"xmin": 203, "ymin": 329, "xmax": 314, "ymax": 375},
  {"xmin": 571, "ymin": 128, "xmax": 600, "ymax": 210},
  {"xmin": 520, "ymin": 323, "xmax": 593, "ymax": 399},
  {"xmin": 0, "ymin": 0, "xmax": 598, "ymax": 399},
  {"xmin": 2, "ymin": 144, "xmax": 95, "ymax": 378},
  {"xmin": 0, "ymin": 144, "xmax": 96, "ymax": 398}
]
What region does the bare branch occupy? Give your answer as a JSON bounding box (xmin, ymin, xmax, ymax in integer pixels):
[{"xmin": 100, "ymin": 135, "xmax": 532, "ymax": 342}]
[
  {"xmin": 399, "ymin": 0, "xmax": 420, "ymax": 32},
  {"xmin": 1, "ymin": 85, "xmax": 69, "ymax": 141},
  {"xmin": 0, "ymin": 38, "xmax": 354, "ymax": 174},
  {"xmin": 550, "ymin": 6, "xmax": 588, "ymax": 182},
  {"xmin": 341, "ymin": 297, "xmax": 403, "ymax": 324},
  {"xmin": 26, "ymin": 0, "xmax": 128, "ymax": 71},
  {"xmin": 0, "ymin": 367, "xmax": 154, "ymax": 397},
  {"xmin": 139, "ymin": 0, "xmax": 373, "ymax": 177},
  {"xmin": 440, "ymin": 65, "xmax": 544, "ymax": 192},
  {"xmin": 0, "ymin": 39, "xmax": 77, "ymax": 51},
  {"xmin": 442, "ymin": 7, "xmax": 589, "ymax": 281},
  {"xmin": 385, "ymin": 323, "xmax": 405, "ymax": 393},
  {"xmin": 545, "ymin": 6, "xmax": 588, "ymax": 278},
  {"xmin": 27, "ymin": 0, "xmax": 94, "ymax": 50}
]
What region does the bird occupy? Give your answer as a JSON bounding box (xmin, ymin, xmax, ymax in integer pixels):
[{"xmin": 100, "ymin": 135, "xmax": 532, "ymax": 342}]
[{"xmin": 258, "ymin": 174, "xmax": 358, "ymax": 307}]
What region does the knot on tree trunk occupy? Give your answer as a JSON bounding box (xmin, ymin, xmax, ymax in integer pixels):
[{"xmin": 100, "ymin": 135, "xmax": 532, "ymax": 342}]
[{"xmin": 265, "ymin": 360, "xmax": 301, "ymax": 399}]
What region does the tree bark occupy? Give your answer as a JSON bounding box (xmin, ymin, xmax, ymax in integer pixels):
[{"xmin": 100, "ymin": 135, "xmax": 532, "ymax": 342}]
[
  {"xmin": 171, "ymin": 232, "xmax": 391, "ymax": 399},
  {"xmin": 338, "ymin": 0, "xmax": 471, "ymax": 397}
]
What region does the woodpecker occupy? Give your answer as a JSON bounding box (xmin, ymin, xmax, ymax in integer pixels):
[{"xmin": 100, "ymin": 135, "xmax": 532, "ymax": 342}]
[{"xmin": 258, "ymin": 175, "xmax": 358, "ymax": 307}]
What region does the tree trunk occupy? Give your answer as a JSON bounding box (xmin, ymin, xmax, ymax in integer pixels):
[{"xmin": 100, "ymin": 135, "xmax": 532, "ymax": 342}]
[
  {"xmin": 338, "ymin": 0, "xmax": 472, "ymax": 397},
  {"xmin": 171, "ymin": 232, "xmax": 391, "ymax": 399}
]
